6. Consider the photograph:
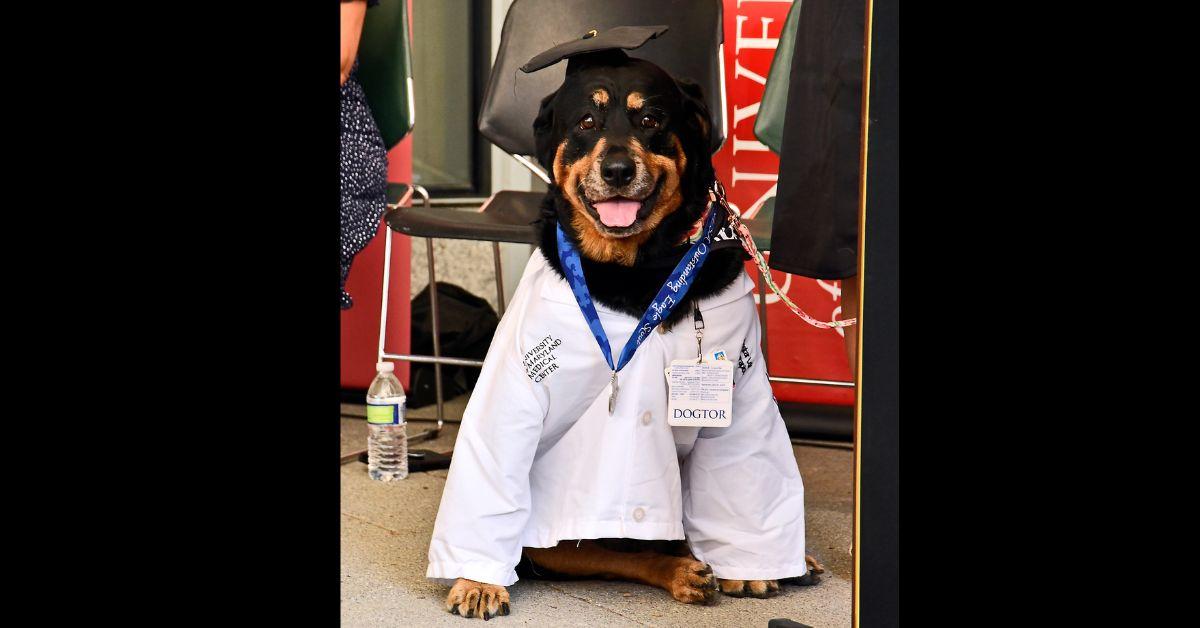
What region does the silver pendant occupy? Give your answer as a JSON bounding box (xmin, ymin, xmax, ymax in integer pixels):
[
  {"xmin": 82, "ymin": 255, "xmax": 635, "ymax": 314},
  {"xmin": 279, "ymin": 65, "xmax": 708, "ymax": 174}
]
[{"xmin": 608, "ymin": 371, "xmax": 619, "ymax": 414}]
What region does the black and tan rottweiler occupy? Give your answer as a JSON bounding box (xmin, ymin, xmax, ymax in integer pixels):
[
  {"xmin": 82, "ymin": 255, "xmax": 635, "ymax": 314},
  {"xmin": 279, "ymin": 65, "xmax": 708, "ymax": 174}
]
[
  {"xmin": 442, "ymin": 50, "xmax": 823, "ymax": 620},
  {"xmin": 531, "ymin": 50, "xmax": 745, "ymax": 329}
]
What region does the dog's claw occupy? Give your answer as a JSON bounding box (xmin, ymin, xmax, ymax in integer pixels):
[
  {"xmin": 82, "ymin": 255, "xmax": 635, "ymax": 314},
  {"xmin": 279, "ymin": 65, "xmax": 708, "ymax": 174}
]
[
  {"xmin": 445, "ymin": 578, "xmax": 511, "ymax": 620},
  {"xmin": 667, "ymin": 558, "xmax": 719, "ymax": 605},
  {"xmin": 718, "ymin": 578, "xmax": 780, "ymax": 599}
]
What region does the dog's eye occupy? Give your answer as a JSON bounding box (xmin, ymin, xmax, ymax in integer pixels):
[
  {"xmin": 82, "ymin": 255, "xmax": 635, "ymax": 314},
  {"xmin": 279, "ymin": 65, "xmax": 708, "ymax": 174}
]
[
  {"xmin": 579, "ymin": 114, "xmax": 596, "ymax": 130},
  {"xmin": 640, "ymin": 115, "xmax": 660, "ymax": 129}
]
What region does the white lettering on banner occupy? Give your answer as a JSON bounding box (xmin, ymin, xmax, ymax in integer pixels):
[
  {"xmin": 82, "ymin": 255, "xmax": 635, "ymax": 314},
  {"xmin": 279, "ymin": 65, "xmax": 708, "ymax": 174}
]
[
  {"xmin": 731, "ymin": 168, "xmax": 778, "ymax": 186},
  {"xmin": 733, "ymin": 136, "xmax": 770, "ymax": 155},
  {"xmin": 736, "ymin": 15, "xmax": 779, "ymax": 53},
  {"xmin": 816, "ymin": 280, "xmax": 842, "ymax": 300},
  {"xmin": 732, "ymin": 102, "xmax": 759, "ymax": 128},
  {"xmin": 734, "ymin": 60, "xmax": 768, "ymax": 86},
  {"xmin": 740, "ymin": 183, "xmax": 777, "ymax": 219}
]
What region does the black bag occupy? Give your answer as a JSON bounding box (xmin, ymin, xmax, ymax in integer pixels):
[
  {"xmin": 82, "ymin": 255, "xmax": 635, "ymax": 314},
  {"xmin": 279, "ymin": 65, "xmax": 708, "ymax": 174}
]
[{"xmin": 408, "ymin": 282, "xmax": 500, "ymax": 408}]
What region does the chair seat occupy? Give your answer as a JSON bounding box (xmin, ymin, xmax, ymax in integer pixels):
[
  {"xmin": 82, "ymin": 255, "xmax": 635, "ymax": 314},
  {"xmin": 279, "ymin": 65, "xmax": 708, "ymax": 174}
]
[
  {"xmin": 743, "ymin": 196, "xmax": 774, "ymax": 252},
  {"xmin": 385, "ymin": 184, "xmax": 768, "ymax": 250},
  {"xmin": 385, "ymin": 187, "xmax": 544, "ymax": 244}
]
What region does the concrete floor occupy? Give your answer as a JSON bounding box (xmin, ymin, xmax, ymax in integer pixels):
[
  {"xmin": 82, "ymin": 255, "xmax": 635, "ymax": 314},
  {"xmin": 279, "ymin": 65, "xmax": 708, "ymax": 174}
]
[{"xmin": 341, "ymin": 396, "xmax": 854, "ymax": 627}]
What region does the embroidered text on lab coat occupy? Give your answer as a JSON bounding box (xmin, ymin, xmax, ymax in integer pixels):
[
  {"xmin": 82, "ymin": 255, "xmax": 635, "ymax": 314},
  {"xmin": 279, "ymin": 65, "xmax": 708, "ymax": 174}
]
[{"xmin": 523, "ymin": 334, "xmax": 563, "ymax": 382}]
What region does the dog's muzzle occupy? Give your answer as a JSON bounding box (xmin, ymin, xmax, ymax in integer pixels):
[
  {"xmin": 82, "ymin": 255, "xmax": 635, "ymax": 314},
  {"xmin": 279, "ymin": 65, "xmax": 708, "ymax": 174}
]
[{"xmin": 583, "ymin": 147, "xmax": 656, "ymax": 229}]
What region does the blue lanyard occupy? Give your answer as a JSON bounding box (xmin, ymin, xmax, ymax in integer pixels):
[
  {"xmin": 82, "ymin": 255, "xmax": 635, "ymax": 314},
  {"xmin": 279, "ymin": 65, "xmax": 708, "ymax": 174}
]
[{"xmin": 555, "ymin": 205, "xmax": 719, "ymax": 378}]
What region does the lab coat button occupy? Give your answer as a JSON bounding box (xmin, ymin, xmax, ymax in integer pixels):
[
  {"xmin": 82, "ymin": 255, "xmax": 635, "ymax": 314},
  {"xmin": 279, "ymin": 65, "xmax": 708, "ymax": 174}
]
[
  {"xmin": 633, "ymin": 507, "xmax": 645, "ymax": 521},
  {"xmin": 641, "ymin": 411, "xmax": 652, "ymax": 425}
]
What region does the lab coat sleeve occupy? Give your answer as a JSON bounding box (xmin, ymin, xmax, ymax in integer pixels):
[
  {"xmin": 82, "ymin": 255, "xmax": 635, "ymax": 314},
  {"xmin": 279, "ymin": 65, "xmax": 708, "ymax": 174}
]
[
  {"xmin": 680, "ymin": 299, "xmax": 809, "ymax": 581},
  {"xmin": 426, "ymin": 276, "xmax": 549, "ymax": 587}
]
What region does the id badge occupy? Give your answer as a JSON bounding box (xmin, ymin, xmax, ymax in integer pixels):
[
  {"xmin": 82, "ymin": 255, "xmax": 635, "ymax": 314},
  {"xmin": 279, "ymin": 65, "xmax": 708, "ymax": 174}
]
[{"xmin": 665, "ymin": 358, "xmax": 734, "ymax": 427}]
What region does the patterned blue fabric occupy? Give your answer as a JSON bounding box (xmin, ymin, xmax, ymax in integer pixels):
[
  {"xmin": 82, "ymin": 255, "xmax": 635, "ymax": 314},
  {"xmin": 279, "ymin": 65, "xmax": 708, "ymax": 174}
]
[
  {"xmin": 555, "ymin": 206, "xmax": 720, "ymax": 373},
  {"xmin": 340, "ymin": 63, "xmax": 388, "ymax": 310}
]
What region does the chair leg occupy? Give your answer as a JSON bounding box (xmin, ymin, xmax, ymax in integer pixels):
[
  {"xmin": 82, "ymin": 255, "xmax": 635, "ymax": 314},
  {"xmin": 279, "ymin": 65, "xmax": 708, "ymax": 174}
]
[
  {"xmin": 426, "ymin": 237, "xmax": 445, "ymax": 423},
  {"xmin": 377, "ymin": 225, "xmax": 393, "ymax": 363},
  {"xmin": 372, "ymin": 188, "xmax": 444, "ymax": 443},
  {"xmin": 492, "ymin": 241, "xmax": 506, "ymax": 317}
]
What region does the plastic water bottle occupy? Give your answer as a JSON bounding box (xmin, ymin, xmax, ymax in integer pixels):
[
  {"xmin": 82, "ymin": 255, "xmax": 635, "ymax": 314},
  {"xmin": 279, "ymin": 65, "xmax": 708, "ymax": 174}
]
[{"xmin": 367, "ymin": 362, "xmax": 408, "ymax": 481}]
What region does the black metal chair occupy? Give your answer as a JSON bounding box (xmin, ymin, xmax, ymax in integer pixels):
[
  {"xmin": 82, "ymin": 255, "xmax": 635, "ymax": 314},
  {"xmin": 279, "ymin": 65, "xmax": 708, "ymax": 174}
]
[{"xmin": 378, "ymin": 0, "xmax": 730, "ymax": 422}]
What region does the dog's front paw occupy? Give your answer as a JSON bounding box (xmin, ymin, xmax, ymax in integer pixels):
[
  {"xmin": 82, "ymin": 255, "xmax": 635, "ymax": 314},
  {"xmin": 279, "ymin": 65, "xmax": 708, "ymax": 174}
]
[
  {"xmin": 718, "ymin": 578, "xmax": 781, "ymax": 599},
  {"xmin": 445, "ymin": 578, "xmax": 510, "ymax": 620},
  {"xmin": 665, "ymin": 558, "xmax": 718, "ymax": 605}
]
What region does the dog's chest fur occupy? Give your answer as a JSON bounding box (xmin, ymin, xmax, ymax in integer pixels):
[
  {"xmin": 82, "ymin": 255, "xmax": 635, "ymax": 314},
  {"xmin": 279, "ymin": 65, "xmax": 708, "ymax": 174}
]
[{"xmin": 537, "ymin": 192, "xmax": 745, "ymax": 331}]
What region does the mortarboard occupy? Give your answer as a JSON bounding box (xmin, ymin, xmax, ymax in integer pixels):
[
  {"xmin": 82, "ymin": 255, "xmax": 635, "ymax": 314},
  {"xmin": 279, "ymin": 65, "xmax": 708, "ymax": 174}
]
[{"xmin": 519, "ymin": 25, "xmax": 670, "ymax": 74}]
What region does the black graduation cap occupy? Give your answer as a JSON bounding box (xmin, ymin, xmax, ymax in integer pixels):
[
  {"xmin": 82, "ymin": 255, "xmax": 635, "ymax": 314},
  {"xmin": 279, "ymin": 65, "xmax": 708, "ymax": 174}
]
[{"xmin": 519, "ymin": 25, "xmax": 670, "ymax": 74}]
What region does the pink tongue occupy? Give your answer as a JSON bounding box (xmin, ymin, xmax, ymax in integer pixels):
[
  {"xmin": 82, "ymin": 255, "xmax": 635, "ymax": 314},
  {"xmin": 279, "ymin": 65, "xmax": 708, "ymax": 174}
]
[{"xmin": 592, "ymin": 199, "xmax": 641, "ymax": 227}]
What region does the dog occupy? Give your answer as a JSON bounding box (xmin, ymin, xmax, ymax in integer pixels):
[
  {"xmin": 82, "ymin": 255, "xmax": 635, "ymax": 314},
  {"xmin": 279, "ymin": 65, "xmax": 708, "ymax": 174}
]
[{"xmin": 427, "ymin": 49, "xmax": 820, "ymax": 621}]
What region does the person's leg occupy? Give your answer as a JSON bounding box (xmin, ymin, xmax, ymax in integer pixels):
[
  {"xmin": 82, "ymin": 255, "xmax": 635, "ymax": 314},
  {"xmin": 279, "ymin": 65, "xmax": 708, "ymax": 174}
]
[{"xmin": 842, "ymin": 276, "xmax": 858, "ymax": 378}]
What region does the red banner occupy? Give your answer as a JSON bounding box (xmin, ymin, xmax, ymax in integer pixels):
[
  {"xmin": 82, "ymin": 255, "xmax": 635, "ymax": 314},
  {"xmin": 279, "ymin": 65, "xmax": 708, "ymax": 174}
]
[{"xmin": 712, "ymin": 0, "xmax": 853, "ymax": 406}]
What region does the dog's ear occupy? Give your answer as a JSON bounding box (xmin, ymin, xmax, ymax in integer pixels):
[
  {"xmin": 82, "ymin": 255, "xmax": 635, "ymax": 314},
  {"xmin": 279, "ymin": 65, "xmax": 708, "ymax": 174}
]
[
  {"xmin": 532, "ymin": 89, "xmax": 560, "ymax": 175},
  {"xmin": 675, "ymin": 78, "xmax": 713, "ymax": 153}
]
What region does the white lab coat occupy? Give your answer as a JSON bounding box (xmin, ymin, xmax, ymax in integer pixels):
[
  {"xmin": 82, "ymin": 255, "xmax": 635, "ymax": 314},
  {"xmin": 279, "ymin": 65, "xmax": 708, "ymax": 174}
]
[{"xmin": 426, "ymin": 251, "xmax": 807, "ymax": 586}]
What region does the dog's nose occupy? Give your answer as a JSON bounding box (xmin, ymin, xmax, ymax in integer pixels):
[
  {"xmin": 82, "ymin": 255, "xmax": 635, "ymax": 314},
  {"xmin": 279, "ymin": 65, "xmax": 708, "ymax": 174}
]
[{"xmin": 600, "ymin": 150, "xmax": 636, "ymax": 187}]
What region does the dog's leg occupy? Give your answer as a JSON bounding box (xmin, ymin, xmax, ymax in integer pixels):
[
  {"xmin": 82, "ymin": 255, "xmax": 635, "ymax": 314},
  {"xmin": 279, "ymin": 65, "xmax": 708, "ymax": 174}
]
[
  {"xmin": 444, "ymin": 579, "xmax": 510, "ymax": 620},
  {"xmin": 524, "ymin": 541, "xmax": 717, "ymax": 605}
]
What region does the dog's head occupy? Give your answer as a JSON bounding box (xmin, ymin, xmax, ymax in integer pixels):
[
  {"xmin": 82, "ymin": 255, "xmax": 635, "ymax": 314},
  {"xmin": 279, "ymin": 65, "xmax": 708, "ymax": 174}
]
[{"xmin": 533, "ymin": 54, "xmax": 714, "ymax": 265}]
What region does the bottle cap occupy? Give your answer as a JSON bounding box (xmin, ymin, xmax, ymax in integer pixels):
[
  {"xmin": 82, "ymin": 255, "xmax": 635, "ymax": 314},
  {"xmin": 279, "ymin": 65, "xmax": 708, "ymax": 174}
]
[{"xmin": 376, "ymin": 362, "xmax": 394, "ymax": 373}]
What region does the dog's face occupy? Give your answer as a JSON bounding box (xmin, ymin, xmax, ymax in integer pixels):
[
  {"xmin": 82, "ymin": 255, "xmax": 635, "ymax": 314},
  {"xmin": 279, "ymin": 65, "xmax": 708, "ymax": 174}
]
[{"xmin": 534, "ymin": 57, "xmax": 713, "ymax": 265}]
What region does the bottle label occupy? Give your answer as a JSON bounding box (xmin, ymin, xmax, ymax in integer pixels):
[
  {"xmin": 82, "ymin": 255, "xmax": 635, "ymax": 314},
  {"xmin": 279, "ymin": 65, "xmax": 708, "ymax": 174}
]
[{"xmin": 366, "ymin": 403, "xmax": 402, "ymax": 425}]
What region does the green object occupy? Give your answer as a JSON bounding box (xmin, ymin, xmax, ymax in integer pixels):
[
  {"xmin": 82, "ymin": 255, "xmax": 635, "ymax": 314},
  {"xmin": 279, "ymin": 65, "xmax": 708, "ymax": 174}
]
[
  {"xmin": 366, "ymin": 403, "xmax": 403, "ymax": 425},
  {"xmin": 753, "ymin": 1, "xmax": 802, "ymax": 154},
  {"xmin": 748, "ymin": 2, "xmax": 801, "ymax": 250},
  {"xmin": 745, "ymin": 197, "xmax": 775, "ymax": 252},
  {"xmin": 356, "ymin": 0, "xmax": 415, "ymax": 150}
]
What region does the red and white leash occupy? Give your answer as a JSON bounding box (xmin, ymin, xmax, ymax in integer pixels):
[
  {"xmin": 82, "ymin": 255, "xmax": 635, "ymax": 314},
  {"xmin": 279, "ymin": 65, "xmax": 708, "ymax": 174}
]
[{"xmin": 709, "ymin": 180, "xmax": 857, "ymax": 331}]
